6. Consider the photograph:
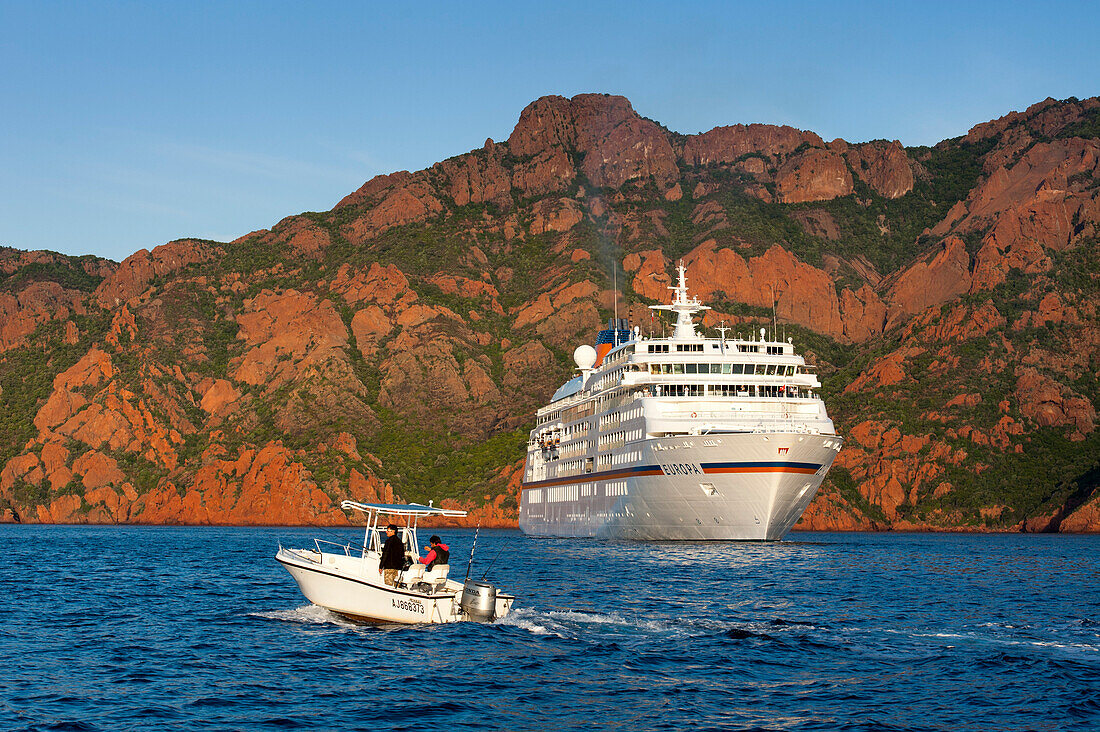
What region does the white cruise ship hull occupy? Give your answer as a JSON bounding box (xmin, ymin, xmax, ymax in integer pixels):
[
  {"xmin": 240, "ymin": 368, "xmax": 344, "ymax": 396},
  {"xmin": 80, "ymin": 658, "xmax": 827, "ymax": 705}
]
[{"xmin": 520, "ymin": 432, "xmax": 842, "ymax": 541}]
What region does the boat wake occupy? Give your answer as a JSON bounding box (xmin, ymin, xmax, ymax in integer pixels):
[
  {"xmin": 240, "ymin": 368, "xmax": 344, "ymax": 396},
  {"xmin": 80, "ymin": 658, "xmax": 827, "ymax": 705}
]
[
  {"xmin": 249, "ymin": 604, "xmax": 359, "ymax": 628},
  {"xmin": 497, "ymin": 606, "xmax": 684, "ymax": 638}
]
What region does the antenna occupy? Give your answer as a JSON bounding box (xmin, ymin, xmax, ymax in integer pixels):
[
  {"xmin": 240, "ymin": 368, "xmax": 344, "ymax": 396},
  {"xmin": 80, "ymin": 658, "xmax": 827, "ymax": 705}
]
[
  {"xmin": 716, "ymin": 320, "xmax": 730, "ymax": 353},
  {"xmin": 613, "ymin": 261, "xmax": 618, "ymax": 339},
  {"xmin": 771, "ymin": 289, "xmax": 778, "ymax": 342}
]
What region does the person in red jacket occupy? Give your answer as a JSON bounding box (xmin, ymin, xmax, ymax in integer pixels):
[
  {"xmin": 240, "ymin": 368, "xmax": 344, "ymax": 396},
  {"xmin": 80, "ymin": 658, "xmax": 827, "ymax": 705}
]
[{"xmin": 419, "ymin": 536, "xmax": 450, "ymax": 570}]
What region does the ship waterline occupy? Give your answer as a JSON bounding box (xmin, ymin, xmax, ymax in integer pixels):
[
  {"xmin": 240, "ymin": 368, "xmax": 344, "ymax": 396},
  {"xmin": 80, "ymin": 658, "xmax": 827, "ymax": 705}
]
[{"xmin": 520, "ymin": 262, "xmax": 843, "ymax": 540}]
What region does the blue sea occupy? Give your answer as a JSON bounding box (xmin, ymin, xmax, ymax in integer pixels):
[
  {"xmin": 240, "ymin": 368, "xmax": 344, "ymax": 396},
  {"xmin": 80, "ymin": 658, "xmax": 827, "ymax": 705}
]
[{"xmin": 1, "ymin": 527, "xmax": 1097, "ymax": 731}]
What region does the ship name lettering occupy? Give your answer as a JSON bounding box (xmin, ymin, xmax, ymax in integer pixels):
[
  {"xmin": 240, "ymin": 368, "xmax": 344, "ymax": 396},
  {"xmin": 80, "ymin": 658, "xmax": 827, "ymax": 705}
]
[{"xmin": 661, "ymin": 463, "xmax": 702, "ymax": 476}]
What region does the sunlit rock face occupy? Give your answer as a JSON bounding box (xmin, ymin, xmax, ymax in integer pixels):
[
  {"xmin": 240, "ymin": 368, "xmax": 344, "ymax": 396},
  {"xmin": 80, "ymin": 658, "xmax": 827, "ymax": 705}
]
[{"xmin": 1, "ymin": 95, "xmax": 1099, "ymax": 532}]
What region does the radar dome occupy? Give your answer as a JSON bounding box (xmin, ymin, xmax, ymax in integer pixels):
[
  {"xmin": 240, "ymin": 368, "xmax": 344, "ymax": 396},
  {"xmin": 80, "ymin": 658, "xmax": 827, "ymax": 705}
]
[{"xmin": 573, "ymin": 344, "xmax": 597, "ymax": 370}]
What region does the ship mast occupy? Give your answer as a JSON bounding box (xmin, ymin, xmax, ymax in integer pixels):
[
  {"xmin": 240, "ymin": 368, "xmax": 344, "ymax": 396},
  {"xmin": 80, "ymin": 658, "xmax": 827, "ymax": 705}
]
[{"xmin": 649, "ymin": 261, "xmax": 710, "ymax": 340}]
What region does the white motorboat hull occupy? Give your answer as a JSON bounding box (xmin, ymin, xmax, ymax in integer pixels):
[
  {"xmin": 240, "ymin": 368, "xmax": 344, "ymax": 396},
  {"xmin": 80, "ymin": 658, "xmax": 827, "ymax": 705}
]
[
  {"xmin": 521, "ymin": 432, "xmax": 843, "ymax": 540},
  {"xmin": 276, "ymin": 549, "xmax": 514, "ymax": 624}
]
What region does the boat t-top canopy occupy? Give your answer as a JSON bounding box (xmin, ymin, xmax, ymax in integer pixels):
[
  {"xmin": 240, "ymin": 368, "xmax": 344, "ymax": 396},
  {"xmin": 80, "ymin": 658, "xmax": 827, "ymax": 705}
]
[{"xmin": 340, "ymin": 500, "xmax": 468, "ymax": 518}]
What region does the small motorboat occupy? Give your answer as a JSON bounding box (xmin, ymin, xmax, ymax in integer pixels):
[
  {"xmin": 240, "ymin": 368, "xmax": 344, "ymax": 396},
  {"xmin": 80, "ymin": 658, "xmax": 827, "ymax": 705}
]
[{"xmin": 276, "ymin": 500, "xmax": 514, "ymax": 624}]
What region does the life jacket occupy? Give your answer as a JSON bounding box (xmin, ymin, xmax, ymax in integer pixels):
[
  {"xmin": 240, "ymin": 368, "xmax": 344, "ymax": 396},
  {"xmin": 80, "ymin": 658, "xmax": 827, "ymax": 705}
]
[{"xmin": 426, "ymin": 543, "xmax": 449, "ymax": 569}]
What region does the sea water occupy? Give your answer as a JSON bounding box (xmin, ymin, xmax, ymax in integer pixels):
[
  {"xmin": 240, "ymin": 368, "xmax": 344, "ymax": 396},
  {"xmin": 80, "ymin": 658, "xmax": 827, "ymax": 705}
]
[{"xmin": 0, "ymin": 526, "xmax": 1096, "ymax": 731}]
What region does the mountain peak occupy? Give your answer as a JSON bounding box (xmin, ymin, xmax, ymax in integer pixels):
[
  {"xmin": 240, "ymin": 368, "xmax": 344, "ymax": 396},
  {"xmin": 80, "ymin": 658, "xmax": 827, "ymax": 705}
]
[{"xmin": 507, "ymin": 93, "xmax": 679, "ymax": 188}]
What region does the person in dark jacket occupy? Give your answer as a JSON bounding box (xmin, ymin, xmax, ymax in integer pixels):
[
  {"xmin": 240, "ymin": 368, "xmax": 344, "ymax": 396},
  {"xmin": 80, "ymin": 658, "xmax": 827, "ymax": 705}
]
[
  {"xmin": 419, "ymin": 536, "xmax": 449, "ymax": 570},
  {"xmin": 379, "ymin": 524, "xmax": 405, "ymax": 587}
]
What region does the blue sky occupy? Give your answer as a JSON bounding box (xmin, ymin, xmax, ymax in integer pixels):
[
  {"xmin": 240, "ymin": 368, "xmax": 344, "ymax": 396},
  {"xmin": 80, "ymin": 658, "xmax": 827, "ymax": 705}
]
[{"xmin": 1, "ymin": 0, "xmax": 1097, "ymax": 263}]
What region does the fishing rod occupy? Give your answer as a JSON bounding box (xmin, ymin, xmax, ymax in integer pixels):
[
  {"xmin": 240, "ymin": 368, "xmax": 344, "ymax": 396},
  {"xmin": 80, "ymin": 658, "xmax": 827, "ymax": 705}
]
[
  {"xmin": 464, "ymin": 522, "xmax": 481, "ymax": 582},
  {"xmin": 480, "ymin": 543, "xmax": 508, "ymax": 581}
]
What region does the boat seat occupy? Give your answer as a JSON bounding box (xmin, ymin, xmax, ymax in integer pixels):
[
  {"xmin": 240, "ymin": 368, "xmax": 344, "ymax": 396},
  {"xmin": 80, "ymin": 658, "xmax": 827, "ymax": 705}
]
[
  {"xmin": 423, "ymin": 564, "xmax": 450, "ymax": 590},
  {"xmin": 400, "ymin": 564, "xmax": 425, "ymax": 587}
]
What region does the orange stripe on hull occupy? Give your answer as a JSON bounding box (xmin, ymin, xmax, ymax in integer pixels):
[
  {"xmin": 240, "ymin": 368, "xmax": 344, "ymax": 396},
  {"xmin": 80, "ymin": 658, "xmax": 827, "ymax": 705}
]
[{"xmin": 705, "ymin": 467, "xmax": 819, "ymax": 475}]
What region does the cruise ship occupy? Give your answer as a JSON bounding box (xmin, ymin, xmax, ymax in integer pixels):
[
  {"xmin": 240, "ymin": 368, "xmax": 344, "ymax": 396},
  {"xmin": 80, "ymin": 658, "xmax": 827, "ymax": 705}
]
[{"xmin": 519, "ymin": 263, "xmax": 843, "ymax": 540}]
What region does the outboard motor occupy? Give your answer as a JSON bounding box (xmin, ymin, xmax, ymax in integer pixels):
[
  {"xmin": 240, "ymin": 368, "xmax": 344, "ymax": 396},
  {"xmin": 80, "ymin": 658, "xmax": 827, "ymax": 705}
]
[{"xmin": 460, "ymin": 580, "xmax": 498, "ymax": 621}]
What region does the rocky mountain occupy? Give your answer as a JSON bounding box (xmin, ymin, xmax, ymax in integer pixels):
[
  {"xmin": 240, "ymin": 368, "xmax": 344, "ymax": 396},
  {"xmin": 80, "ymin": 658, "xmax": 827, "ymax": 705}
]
[{"xmin": 2, "ymin": 93, "xmax": 1098, "ymax": 531}]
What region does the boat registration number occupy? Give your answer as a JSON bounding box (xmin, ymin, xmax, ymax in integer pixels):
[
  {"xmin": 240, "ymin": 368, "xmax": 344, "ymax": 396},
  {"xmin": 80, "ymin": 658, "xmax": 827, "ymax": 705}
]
[{"xmin": 393, "ymin": 598, "xmax": 425, "ymax": 614}]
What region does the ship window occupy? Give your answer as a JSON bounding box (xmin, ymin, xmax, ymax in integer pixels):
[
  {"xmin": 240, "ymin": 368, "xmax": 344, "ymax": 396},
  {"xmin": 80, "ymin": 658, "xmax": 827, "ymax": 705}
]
[{"xmin": 685, "ymin": 363, "xmax": 697, "ymax": 374}]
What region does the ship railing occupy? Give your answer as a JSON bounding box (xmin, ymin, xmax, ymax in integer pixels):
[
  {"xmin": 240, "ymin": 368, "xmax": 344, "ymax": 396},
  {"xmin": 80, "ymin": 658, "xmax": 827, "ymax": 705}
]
[
  {"xmin": 658, "ymin": 411, "xmax": 823, "ymax": 431},
  {"xmin": 313, "ymin": 538, "xmax": 357, "ymax": 557},
  {"xmin": 665, "ymin": 407, "xmax": 817, "ymax": 420}
]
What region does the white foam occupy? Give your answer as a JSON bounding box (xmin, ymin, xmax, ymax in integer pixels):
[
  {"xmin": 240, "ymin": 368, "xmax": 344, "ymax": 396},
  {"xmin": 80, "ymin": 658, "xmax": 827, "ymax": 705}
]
[
  {"xmin": 250, "ymin": 604, "xmax": 358, "ymax": 628},
  {"xmin": 496, "ymin": 607, "xmax": 680, "ymax": 637},
  {"xmin": 547, "ymin": 609, "xmax": 624, "ymax": 625},
  {"xmin": 496, "ymin": 608, "xmax": 559, "ymax": 636}
]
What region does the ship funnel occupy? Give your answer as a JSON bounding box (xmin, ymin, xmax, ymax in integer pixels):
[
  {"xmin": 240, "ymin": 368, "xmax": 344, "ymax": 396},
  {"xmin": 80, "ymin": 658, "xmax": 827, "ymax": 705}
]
[{"xmin": 593, "ymin": 318, "xmax": 632, "ymax": 366}]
